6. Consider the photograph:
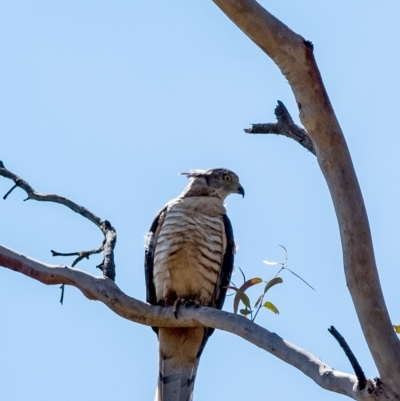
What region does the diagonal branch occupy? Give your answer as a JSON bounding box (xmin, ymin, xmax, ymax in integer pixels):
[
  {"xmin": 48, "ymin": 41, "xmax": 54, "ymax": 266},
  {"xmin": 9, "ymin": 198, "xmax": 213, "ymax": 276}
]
[
  {"xmin": 0, "ymin": 161, "xmax": 116, "ymax": 280},
  {"xmin": 0, "ymin": 243, "xmax": 385, "ymax": 401},
  {"xmin": 329, "ymin": 326, "xmax": 367, "ymax": 390},
  {"xmin": 212, "ymin": 0, "xmax": 400, "ymax": 391},
  {"xmin": 244, "ymin": 101, "xmax": 316, "ymax": 155}
]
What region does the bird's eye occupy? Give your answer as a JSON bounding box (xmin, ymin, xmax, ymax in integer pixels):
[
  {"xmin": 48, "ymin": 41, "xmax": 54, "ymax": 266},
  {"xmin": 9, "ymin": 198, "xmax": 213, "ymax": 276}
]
[{"xmin": 223, "ymin": 175, "xmax": 232, "ymax": 182}]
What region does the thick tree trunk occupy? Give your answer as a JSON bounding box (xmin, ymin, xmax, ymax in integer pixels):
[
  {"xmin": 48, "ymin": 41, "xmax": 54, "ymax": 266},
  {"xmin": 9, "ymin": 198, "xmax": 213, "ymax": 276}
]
[{"xmin": 212, "ymin": 0, "xmax": 400, "ymax": 392}]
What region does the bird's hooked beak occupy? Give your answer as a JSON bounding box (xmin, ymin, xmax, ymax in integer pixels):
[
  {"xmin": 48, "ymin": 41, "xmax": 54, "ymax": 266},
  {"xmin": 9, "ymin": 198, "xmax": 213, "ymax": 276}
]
[{"xmin": 237, "ymin": 184, "xmax": 245, "ymax": 198}]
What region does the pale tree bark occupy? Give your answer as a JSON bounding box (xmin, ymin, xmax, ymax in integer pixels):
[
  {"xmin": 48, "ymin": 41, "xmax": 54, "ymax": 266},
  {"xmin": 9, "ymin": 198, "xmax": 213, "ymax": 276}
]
[
  {"xmin": 1, "ymin": 1, "xmax": 399, "ymax": 400},
  {"xmin": 212, "ymin": 0, "xmax": 400, "ymax": 393},
  {"xmin": 0, "ymin": 244, "xmax": 379, "ymax": 400}
]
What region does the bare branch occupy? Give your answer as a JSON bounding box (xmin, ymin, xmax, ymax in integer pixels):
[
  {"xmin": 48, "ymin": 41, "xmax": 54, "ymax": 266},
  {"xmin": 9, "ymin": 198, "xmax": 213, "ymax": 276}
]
[
  {"xmin": 0, "ymin": 244, "xmax": 386, "ymax": 401},
  {"xmin": 212, "ymin": 0, "xmax": 400, "ymax": 390},
  {"xmin": 244, "ymin": 101, "xmax": 316, "ymax": 155},
  {"xmin": 51, "ymin": 247, "xmax": 103, "ymax": 267},
  {"xmin": 3, "ymin": 183, "xmax": 18, "ymax": 200},
  {"xmin": 51, "ymin": 247, "xmax": 104, "ymax": 304},
  {"xmin": 0, "ymin": 161, "xmax": 116, "ymax": 281},
  {"xmin": 329, "ymin": 326, "xmax": 367, "ymax": 390}
]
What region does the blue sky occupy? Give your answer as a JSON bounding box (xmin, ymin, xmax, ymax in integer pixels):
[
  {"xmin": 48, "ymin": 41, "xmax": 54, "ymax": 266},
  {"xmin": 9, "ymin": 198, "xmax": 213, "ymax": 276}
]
[{"xmin": 1, "ymin": 1, "xmax": 400, "ymax": 400}]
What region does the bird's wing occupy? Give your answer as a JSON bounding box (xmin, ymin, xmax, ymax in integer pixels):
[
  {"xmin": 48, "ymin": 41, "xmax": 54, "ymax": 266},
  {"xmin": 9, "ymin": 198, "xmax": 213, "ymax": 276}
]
[
  {"xmin": 145, "ymin": 205, "xmax": 167, "ymax": 307},
  {"xmin": 211, "ymin": 213, "xmax": 235, "ymax": 310},
  {"xmin": 197, "ymin": 213, "xmax": 235, "ymax": 356}
]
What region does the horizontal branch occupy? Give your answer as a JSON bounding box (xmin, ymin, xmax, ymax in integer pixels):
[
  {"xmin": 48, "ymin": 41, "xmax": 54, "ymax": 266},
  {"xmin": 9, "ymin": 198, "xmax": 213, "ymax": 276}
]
[
  {"xmin": 0, "ymin": 243, "xmax": 383, "ymax": 401},
  {"xmin": 0, "ymin": 161, "xmax": 116, "ymax": 280},
  {"xmin": 245, "ymin": 101, "xmax": 316, "ymax": 155}
]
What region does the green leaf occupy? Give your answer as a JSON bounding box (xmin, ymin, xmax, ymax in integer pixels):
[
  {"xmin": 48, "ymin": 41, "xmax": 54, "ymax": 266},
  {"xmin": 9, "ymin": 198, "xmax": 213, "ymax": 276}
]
[
  {"xmin": 227, "ymin": 287, "xmax": 252, "ymax": 314},
  {"xmin": 263, "ymin": 277, "xmax": 283, "ymax": 294},
  {"xmin": 239, "ymin": 277, "xmax": 263, "ymax": 292},
  {"xmin": 263, "ymin": 301, "xmax": 279, "ymax": 314},
  {"xmin": 239, "ymin": 292, "xmax": 251, "ymax": 309},
  {"xmin": 254, "ymin": 294, "xmax": 264, "ymax": 309},
  {"xmin": 394, "ymin": 325, "xmax": 400, "ymax": 334},
  {"xmin": 232, "ymin": 277, "xmax": 262, "ymax": 314},
  {"xmin": 224, "ymin": 286, "xmax": 241, "ymax": 314},
  {"xmin": 240, "ymin": 308, "xmax": 251, "ymax": 316}
]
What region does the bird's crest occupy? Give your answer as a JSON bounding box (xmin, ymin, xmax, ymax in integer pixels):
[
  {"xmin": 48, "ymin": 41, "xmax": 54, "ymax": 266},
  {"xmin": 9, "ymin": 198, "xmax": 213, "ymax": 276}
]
[{"xmin": 179, "ymin": 169, "xmax": 208, "ymax": 179}]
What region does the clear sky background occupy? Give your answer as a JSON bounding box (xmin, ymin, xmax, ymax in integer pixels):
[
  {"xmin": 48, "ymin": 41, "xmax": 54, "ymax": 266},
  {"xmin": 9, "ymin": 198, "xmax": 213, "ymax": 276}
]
[{"xmin": 1, "ymin": 1, "xmax": 399, "ymax": 400}]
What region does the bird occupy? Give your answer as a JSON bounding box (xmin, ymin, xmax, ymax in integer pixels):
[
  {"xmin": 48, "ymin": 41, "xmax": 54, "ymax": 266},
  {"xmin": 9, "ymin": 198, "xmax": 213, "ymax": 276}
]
[{"xmin": 145, "ymin": 167, "xmax": 244, "ymax": 401}]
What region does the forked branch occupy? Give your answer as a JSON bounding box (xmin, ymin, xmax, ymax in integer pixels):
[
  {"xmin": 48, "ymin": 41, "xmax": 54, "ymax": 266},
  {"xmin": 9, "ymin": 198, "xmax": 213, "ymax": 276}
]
[
  {"xmin": 0, "ymin": 243, "xmax": 382, "ymax": 401},
  {"xmin": 0, "ymin": 161, "xmax": 116, "ymax": 281},
  {"xmin": 212, "ymin": 0, "xmax": 400, "ymax": 391},
  {"xmin": 244, "ymin": 101, "xmax": 315, "ymax": 155},
  {"xmin": 0, "ymin": 158, "xmax": 382, "ymax": 399}
]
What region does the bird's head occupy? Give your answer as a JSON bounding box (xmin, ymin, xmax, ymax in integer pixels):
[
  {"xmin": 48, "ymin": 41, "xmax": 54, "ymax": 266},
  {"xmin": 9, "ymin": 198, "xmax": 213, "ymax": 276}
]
[{"xmin": 180, "ymin": 168, "xmax": 244, "ymax": 200}]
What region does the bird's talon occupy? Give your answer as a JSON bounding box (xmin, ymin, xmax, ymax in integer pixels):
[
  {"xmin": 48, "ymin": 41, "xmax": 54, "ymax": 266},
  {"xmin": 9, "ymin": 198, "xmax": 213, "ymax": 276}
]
[
  {"xmin": 172, "ymin": 298, "xmax": 202, "ymax": 317},
  {"xmin": 173, "ymin": 298, "xmax": 185, "ymax": 318}
]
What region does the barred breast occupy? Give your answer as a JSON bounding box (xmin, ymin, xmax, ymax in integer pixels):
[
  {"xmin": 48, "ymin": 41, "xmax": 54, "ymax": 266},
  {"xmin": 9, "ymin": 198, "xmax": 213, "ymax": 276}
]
[{"xmin": 153, "ymin": 197, "xmax": 226, "ymax": 306}]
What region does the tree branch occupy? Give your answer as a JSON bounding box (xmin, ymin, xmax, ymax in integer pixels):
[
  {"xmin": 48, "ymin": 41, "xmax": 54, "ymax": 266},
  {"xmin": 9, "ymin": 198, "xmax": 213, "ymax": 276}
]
[
  {"xmin": 2, "ymin": 2, "xmax": 399, "ymax": 397},
  {"xmin": 244, "ymin": 101, "xmax": 316, "ymax": 155},
  {"xmin": 212, "ymin": 0, "xmax": 400, "ymax": 391},
  {"xmin": 329, "ymin": 326, "xmax": 367, "ymax": 390},
  {"xmin": 0, "ymin": 161, "xmax": 116, "ymax": 281},
  {"xmin": 50, "ymin": 247, "xmax": 104, "ymax": 268},
  {"xmin": 0, "ymin": 243, "xmax": 385, "ymax": 401}
]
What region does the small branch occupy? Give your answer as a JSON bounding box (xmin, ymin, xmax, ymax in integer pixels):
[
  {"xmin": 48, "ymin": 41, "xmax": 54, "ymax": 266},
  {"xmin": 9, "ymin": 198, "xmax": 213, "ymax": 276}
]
[
  {"xmin": 244, "ymin": 101, "xmax": 316, "ymax": 155},
  {"xmin": 329, "ymin": 326, "xmax": 367, "ymax": 390},
  {"xmin": 0, "ymin": 161, "xmax": 116, "ymax": 281},
  {"xmin": 51, "ymin": 246, "xmax": 104, "ymax": 268},
  {"xmin": 96, "ymin": 220, "xmax": 116, "ymax": 280},
  {"xmin": 59, "ymin": 284, "xmax": 65, "ymax": 304},
  {"xmin": 3, "ymin": 184, "xmax": 18, "ymax": 200},
  {"xmin": 51, "ymin": 247, "xmax": 104, "ymax": 304}
]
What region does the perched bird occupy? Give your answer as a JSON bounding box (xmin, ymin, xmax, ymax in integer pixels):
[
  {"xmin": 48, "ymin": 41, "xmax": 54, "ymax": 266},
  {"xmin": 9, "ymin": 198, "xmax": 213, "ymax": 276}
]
[{"xmin": 145, "ymin": 168, "xmax": 244, "ymax": 401}]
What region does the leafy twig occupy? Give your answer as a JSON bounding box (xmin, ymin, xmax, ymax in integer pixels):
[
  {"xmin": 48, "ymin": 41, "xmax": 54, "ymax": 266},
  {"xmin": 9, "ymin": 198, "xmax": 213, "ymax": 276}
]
[
  {"xmin": 264, "ymin": 245, "xmax": 314, "ymax": 290},
  {"xmin": 232, "ymin": 246, "xmax": 314, "ymax": 322}
]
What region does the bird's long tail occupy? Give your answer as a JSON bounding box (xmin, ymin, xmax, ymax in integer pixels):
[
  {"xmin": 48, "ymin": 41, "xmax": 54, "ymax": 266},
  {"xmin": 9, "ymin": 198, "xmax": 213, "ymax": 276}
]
[{"xmin": 154, "ymin": 327, "xmax": 206, "ymax": 401}]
